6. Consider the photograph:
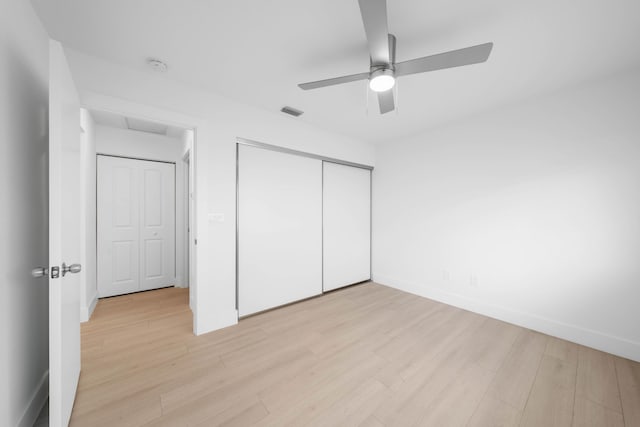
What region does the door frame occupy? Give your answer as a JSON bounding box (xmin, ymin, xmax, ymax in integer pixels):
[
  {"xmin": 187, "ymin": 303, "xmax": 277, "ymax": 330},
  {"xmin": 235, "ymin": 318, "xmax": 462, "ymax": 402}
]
[
  {"xmin": 81, "ymin": 97, "xmax": 201, "ymax": 334},
  {"xmin": 182, "ymin": 150, "xmax": 195, "ymax": 310}
]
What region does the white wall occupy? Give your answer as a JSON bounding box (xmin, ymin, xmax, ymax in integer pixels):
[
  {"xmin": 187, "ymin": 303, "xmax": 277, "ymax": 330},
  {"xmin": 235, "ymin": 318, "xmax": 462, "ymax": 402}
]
[
  {"xmin": 0, "ymin": 0, "xmax": 50, "ymax": 425},
  {"xmin": 94, "ymin": 124, "xmax": 190, "ymax": 294},
  {"xmin": 373, "ymin": 69, "xmax": 640, "ymax": 362},
  {"xmin": 80, "ymin": 109, "xmax": 97, "ymax": 322},
  {"xmin": 65, "ymin": 48, "xmax": 375, "ymax": 335}
]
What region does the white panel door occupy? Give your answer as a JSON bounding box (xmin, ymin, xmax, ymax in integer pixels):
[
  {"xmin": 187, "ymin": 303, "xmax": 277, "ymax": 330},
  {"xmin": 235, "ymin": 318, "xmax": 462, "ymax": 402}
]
[
  {"xmin": 97, "ymin": 156, "xmax": 139, "ymax": 297},
  {"xmin": 238, "ymin": 145, "xmax": 322, "ymax": 316},
  {"xmin": 49, "ymin": 40, "xmax": 81, "ymax": 427},
  {"xmin": 139, "ymin": 160, "xmax": 176, "ymax": 291},
  {"xmin": 323, "ymin": 162, "xmax": 371, "ymax": 291},
  {"xmin": 97, "ymin": 156, "xmax": 175, "ymax": 297}
]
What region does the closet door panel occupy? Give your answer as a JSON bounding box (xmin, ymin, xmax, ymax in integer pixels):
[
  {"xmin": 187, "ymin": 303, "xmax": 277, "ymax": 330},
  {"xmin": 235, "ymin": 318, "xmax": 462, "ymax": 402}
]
[
  {"xmin": 323, "ymin": 162, "xmax": 371, "ymax": 291},
  {"xmin": 97, "ymin": 156, "xmax": 140, "ymax": 297},
  {"xmin": 139, "ymin": 160, "xmax": 176, "ymax": 291},
  {"xmin": 238, "ymin": 145, "xmax": 322, "ymax": 316}
]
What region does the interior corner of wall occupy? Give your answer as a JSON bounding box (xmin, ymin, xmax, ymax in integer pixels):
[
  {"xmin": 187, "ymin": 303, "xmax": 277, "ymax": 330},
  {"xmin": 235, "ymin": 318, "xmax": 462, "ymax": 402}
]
[{"xmin": 374, "ymin": 274, "xmax": 640, "ymax": 363}]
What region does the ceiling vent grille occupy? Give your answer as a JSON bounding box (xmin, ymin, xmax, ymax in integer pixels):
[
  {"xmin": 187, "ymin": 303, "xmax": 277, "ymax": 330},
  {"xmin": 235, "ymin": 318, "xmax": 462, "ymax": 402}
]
[{"xmin": 280, "ymin": 106, "xmax": 304, "ymax": 117}]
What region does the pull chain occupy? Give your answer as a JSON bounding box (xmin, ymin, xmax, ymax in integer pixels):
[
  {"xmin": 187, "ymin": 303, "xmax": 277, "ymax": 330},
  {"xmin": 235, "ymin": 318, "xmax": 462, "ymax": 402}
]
[
  {"xmin": 365, "ymin": 82, "xmax": 370, "ymax": 116},
  {"xmin": 395, "ymin": 78, "xmax": 399, "ymax": 115}
]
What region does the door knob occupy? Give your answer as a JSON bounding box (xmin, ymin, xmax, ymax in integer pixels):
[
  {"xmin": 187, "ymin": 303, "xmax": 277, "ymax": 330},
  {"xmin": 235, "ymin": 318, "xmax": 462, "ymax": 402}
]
[
  {"xmin": 61, "ymin": 262, "xmax": 82, "ymax": 277},
  {"xmin": 31, "ymin": 267, "xmax": 49, "ymax": 278}
]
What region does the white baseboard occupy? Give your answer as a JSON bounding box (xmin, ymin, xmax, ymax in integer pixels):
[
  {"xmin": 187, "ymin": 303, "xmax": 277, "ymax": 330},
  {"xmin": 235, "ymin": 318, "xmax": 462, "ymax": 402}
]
[
  {"xmin": 373, "ymin": 274, "xmax": 640, "ymax": 362},
  {"xmin": 195, "ymin": 308, "xmax": 238, "ymax": 336},
  {"xmin": 80, "ymin": 293, "xmax": 98, "ymax": 323},
  {"xmin": 17, "ymin": 370, "xmax": 48, "ymax": 427}
]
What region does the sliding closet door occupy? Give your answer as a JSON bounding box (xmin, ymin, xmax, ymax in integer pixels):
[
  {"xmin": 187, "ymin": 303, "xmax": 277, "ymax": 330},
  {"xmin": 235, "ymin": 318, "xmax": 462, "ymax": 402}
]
[
  {"xmin": 238, "ymin": 145, "xmax": 322, "ymax": 316},
  {"xmin": 323, "ymin": 162, "xmax": 371, "ymax": 291}
]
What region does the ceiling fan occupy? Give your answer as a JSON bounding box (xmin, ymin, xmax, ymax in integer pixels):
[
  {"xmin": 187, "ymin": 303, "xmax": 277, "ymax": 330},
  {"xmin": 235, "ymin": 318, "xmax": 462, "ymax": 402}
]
[{"xmin": 298, "ymin": 0, "xmax": 494, "ymax": 114}]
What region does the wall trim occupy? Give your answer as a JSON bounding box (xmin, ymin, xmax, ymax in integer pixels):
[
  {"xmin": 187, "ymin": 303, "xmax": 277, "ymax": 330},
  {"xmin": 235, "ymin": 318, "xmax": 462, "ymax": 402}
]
[
  {"xmin": 17, "ymin": 370, "xmax": 48, "ymax": 427},
  {"xmin": 80, "ymin": 293, "xmax": 98, "ymax": 323},
  {"xmin": 373, "ymin": 274, "xmax": 640, "ymax": 362},
  {"xmin": 174, "ymin": 281, "xmax": 188, "ymax": 289},
  {"xmin": 195, "ymin": 308, "xmax": 238, "ymax": 336}
]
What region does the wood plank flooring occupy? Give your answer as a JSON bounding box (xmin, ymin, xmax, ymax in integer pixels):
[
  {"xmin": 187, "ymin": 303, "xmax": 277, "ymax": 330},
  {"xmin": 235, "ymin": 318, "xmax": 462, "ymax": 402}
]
[{"xmin": 70, "ymin": 282, "xmax": 640, "ymax": 426}]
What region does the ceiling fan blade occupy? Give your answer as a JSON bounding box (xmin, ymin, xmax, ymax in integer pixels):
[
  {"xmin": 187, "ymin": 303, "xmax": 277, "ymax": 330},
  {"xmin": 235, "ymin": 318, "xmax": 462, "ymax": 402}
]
[
  {"xmin": 298, "ymin": 72, "xmax": 369, "ymax": 90},
  {"xmin": 395, "ymin": 42, "xmax": 494, "ymax": 77},
  {"xmin": 377, "ymin": 89, "xmax": 395, "ymax": 114},
  {"xmin": 358, "ymin": 0, "xmax": 390, "ymax": 66}
]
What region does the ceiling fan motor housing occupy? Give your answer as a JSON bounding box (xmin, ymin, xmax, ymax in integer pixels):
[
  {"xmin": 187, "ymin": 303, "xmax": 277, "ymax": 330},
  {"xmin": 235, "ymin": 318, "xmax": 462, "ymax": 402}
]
[
  {"xmin": 368, "ymin": 34, "xmax": 396, "ymax": 92},
  {"xmin": 370, "ymin": 33, "xmax": 397, "ymax": 70}
]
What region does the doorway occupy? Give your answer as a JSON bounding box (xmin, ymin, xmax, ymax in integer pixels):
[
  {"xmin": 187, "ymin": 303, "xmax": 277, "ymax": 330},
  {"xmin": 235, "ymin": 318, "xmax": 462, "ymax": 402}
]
[{"xmin": 80, "ymin": 108, "xmax": 196, "ymax": 326}]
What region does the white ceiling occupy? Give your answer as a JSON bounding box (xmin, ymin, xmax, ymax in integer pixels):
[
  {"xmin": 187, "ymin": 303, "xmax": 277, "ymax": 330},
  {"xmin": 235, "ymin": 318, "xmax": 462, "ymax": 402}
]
[{"xmin": 32, "ymin": 0, "xmax": 640, "ymax": 144}]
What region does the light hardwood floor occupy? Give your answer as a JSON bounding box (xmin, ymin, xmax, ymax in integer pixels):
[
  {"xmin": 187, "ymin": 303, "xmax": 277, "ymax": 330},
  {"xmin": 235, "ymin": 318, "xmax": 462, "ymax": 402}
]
[{"xmin": 71, "ymin": 282, "xmax": 640, "ymax": 426}]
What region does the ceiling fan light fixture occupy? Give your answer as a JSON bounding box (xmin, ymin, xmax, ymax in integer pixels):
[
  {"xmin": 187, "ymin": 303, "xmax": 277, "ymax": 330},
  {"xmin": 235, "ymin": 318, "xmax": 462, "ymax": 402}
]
[{"xmin": 369, "ymin": 68, "xmax": 395, "ymax": 92}]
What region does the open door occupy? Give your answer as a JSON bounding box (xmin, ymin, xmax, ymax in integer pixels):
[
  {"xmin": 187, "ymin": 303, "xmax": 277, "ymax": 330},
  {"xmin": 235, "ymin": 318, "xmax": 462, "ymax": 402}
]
[{"xmin": 49, "ymin": 40, "xmax": 82, "ymax": 427}]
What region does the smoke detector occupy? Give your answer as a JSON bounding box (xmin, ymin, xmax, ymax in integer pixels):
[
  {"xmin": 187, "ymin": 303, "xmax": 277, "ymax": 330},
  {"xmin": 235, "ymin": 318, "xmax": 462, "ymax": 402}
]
[{"xmin": 146, "ymin": 58, "xmax": 168, "ymax": 72}]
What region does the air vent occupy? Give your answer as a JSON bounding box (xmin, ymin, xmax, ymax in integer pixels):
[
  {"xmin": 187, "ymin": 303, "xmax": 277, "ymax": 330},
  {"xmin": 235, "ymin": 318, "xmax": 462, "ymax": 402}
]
[{"xmin": 280, "ymin": 106, "xmax": 304, "ymax": 117}]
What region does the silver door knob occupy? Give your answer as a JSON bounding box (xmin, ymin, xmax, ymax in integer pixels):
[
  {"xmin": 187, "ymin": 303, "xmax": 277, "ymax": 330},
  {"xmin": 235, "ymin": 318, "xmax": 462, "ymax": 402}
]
[
  {"xmin": 61, "ymin": 262, "xmax": 82, "ymax": 277},
  {"xmin": 31, "ymin": 267, "xmax": 49, "ymax": 278}
]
